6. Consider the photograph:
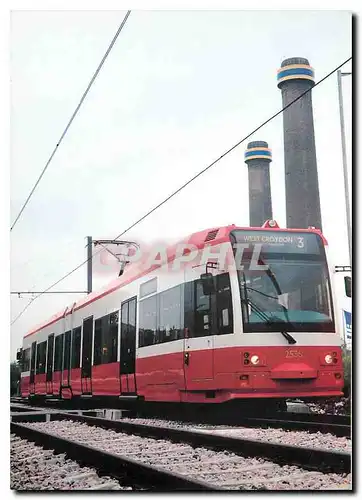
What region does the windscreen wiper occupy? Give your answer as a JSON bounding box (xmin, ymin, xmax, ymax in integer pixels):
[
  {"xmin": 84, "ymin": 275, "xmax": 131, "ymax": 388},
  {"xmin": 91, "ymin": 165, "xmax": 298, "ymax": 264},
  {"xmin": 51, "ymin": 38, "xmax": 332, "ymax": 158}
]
[
  {"xmin": 245, "ymin": 286, "xmax": 297, "ymax": 344},
  {"xmin": 256, "ymin": 262, "xmax": 296, "ymax": 341},
  {"xmin": 242, "ymin": 294, "xmax": 297, "ymax": 345},
  {"xmin": 279, "ymin": 329, "xmax": 297, "ymax": 345},
  {"xmin": 241, "ymin": 271, "xmax": 297, "ymax": 344},
  {"xmin": 244, "ymin": 297, "xmax": 271, "ymax": 323},
  {"xmin": 252, "ymin": 299, "xmax": 297, "ymax": 345}
]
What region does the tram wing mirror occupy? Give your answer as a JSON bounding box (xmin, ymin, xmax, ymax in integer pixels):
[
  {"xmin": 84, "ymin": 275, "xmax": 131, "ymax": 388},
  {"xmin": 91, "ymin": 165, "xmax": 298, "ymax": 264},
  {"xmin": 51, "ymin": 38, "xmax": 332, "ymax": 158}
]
[
  {"xmin": 16, "ymin": 348, "xmax": 22, "ymax": 361},
  {"xmin": 200, "ymin": 272, "xmax": 215, "ymax": 295},
  {"xmin": 344, "ymin": 276, "xmax": 352, "ymax": 298}
]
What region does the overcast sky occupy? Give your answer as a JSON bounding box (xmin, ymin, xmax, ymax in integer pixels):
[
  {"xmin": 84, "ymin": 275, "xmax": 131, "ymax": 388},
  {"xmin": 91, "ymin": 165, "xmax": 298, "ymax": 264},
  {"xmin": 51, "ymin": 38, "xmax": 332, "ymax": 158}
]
[{"xmin": 10, "ymin": 10, "xmax": 352, "ymax": 359}]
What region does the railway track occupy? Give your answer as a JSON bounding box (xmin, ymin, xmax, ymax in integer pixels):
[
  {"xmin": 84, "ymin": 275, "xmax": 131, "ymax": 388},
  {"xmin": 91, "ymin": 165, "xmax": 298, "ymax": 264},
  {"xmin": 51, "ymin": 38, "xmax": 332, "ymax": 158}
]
[
  {"xmin": 221, "ymin": 413, "xmax": 350, "ymax": 438},
  {"xmin": 11, "ymin": 434, "xmax": 130, "ymax": 490},
  {"xmin": 11, "ymin": 423, "xmax": 217, "ymax": 491},
  {"xmin": 133, "ymin": 404, "xmax": 351, "ymax": 437},
  {"xmin": 11, "ymin": 409, "xmax": 351, "ymax": 458},
  {"xmin": 11, "ymin": 416, "xmax": 351, "ymax": 490},
  {"xmin": 11, "ymin": 398, "xmax": 351, "ymax": 437},
  {"xmin": 131, "ymin": 409, "xmax": 351, "ymax": 437},
  {"xmin": 55, "ymin": 412, "xmax": 352, "ymax": 472}
]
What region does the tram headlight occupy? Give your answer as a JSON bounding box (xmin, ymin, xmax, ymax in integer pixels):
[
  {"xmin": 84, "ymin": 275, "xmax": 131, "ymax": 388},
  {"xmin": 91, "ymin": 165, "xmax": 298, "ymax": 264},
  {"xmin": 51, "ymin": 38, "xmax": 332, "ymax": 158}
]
[
  {"xmin": 250, "ymin": 355, "xmax": 260, "ymax": 365},
  {"xmin": 324, "ymin": 354, "xmax": 333, "ymax": 364}
]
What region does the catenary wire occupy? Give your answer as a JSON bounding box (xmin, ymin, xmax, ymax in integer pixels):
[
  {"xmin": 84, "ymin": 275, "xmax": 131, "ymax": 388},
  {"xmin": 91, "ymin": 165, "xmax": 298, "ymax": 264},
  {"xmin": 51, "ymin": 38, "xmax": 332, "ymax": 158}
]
[
  {"xmin": 10, "ymin": 56, "xmax": 352, "ymax": 326},
  {"xmin": 10, "ymin": 11, "xmax": 131, "ymax": 232}
]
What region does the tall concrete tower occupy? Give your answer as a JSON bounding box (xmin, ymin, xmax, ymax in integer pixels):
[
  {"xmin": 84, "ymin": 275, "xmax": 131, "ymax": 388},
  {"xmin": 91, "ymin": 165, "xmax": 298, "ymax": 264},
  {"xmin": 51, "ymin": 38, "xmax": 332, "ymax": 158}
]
[
  {"xmin": 277, "ymin": 57, "xmax": 322, "ymax": 230},
  {"xmin": 244, "ymin": 141, "xmax": 273, "ymax": 227}
]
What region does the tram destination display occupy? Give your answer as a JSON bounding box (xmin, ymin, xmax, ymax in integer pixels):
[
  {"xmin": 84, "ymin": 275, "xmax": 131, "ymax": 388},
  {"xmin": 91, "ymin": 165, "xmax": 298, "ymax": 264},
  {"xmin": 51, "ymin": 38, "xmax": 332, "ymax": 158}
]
[{"xmin": 231, "ymin": 230, "xmax": 322, "ymax": 255}]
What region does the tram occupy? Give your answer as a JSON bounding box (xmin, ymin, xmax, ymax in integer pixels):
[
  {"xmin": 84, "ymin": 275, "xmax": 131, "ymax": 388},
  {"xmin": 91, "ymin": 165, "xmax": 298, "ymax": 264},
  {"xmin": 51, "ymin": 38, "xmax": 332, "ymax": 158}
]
[{"xmin": 19, "ymin": 220, "xmax": 344, "ymax": 410}]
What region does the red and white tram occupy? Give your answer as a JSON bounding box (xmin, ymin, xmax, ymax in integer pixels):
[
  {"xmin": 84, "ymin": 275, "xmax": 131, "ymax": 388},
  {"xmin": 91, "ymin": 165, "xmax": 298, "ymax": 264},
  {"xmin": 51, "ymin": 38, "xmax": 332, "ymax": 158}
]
[{"xmin": 19, "ymin": 221, "xmax": 344, "ymax": 409}]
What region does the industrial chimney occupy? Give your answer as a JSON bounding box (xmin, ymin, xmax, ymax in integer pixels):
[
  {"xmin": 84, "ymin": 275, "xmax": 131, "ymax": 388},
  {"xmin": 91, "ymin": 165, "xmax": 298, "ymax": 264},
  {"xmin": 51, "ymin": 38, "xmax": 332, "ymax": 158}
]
[
  {"xmin": 244, "ymin": 140, "xmax": 273, "ymax": 227},
  {"xmin": 277, "ymin": 57, "xmax": 322, "ymax": 230}
]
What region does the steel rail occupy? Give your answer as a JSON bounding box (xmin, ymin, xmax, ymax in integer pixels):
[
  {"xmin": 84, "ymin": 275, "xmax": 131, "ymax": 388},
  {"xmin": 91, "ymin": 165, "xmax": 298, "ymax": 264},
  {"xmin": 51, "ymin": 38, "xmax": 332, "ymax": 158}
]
[
  {"xmin": 11, "ymin": 403, "xmax": 46, "ymax": 412},
  {"xmin": 228, "ymin": 415, "xmax": 350, "ymax": 438},
  {"xmin": 47, "ymin": 412, "xmax": 351, "ymax": 474},
  {"xmin": 11, "ymin": 397, "xmax": 351, "ymax": 424},
  {"xmin": 132, "ymin": 409, "xmax": 351, "ymax": 436},
  {"xmin": 269, "ymin": 411, "xmax": 350, "ymax": 426},
  {"xmin": 10, "ymin": 397, "xmax": 351, "ymax": 436},
  {"xmin": 10, "ymin": 422, "xmax": 220, "ymax": 491}
]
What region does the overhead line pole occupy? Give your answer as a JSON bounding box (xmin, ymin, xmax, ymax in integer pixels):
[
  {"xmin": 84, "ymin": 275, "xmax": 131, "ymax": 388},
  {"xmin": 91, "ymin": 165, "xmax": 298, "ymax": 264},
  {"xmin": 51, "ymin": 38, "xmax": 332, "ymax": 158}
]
[{"xmin": 86, "ymin": 236, "xmax": 93, "ymax": 294}]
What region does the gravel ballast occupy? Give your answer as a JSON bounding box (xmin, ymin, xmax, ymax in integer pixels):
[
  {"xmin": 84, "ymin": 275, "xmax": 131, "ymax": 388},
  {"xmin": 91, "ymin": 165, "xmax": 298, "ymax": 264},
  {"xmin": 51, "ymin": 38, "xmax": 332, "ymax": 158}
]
[
  {"xmin": 10, "ymin": 433, "xmax": 131, "ymax": 490},
  {"xmin": 120, "ymin": 417, "xmax": 352, "ymax": 453},
  {"xmin": 20, "ymin": 420, "xmax": 352, "ymax": 490}
]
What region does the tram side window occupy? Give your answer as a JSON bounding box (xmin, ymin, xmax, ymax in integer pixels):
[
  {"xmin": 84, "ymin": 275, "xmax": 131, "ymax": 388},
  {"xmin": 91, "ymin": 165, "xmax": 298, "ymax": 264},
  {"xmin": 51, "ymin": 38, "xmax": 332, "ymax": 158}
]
[
  {"xmin": 216, "ymin": 273, "xmax": 233, "ymax": 335},
  {"xmin": 71, "ymin": 327, "xmax": 81, "ymax": 369},
  {"xmin": 63, "ymin": 331, "xmax": 71, "ymax": 371},
  {"xmin": 54, "ymin": 334, "xmax": 64, "ymax": 371},
  {"xmin": 100, "ymin": 316, "xmax": 110, "ymax": 364},
  {"xmin": 109, "ymin": 312, "xmax": 119, "ymax": 363},
  {"xmin": 138, "ymin": 274, "xmax": 233, "ymax": 344},
  {"xmin": 93, "ymin": 318, "xmax": 102, "ymax": 365},
  {"xmin": 22, "ymin": 348, "xmax": 31, "ymax": 372},
  {"xmin": 129, "ymin": 300, "xmax": 136, "ymax": 336},
  {"xmin": 157, "ymin": 285, "xmax": 183, "ymax": 343},
  {"xmin": 184, "ymin": 281, "xmax": 195, "ymax": 337},
  {"xmin": 184, "ymin": 279, "xmax": 212, "ymax": 338},
  {"xmin": 94, "ymin": 313, "xmax": 118, "ymax": 365},
  {"xmin": 46, "ymin": 335, "xmax": 55, "ymax": 374},
  {"xmin": 139, "ymin": 295, "xmax": 157, "ymax": 347},
  {"xmin": 36, "ymin": 341, "xmax": 47, "ymax": 374},
  {"xmin": 184, "ymin": 273, "xmax": 233, "ymax": 337},
  {"xmin": 184, "ymin": 279, "xmax": 211, "ymax": 338}
]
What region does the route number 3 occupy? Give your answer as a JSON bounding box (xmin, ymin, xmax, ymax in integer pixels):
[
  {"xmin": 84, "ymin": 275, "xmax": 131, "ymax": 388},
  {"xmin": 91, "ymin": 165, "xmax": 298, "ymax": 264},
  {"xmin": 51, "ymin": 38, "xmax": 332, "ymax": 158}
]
[{"xmin": 297, "ymin": 237, "xmax": 304, "ymax": 248}]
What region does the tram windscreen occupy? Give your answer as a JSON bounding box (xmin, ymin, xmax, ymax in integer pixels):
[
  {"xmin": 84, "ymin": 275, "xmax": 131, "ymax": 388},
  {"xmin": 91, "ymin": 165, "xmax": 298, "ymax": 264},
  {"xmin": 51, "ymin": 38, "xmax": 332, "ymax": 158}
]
[{"xmin": 230, "ymin": 230, "xmax": 334, "ymax": 333}]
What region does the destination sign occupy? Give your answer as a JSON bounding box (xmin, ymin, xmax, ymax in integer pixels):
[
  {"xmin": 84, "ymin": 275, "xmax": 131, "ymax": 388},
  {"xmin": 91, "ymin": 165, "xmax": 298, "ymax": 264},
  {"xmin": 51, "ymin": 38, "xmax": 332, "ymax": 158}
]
[{"xmin": 231, "ymin": 230, "xmax": 322, "ymax": 255}]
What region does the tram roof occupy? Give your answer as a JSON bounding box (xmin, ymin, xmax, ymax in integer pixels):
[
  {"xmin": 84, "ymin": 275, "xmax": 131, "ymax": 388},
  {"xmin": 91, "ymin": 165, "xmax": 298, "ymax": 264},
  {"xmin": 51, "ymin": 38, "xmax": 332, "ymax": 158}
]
[{"xmin": 24, "ymin": 224, "xmax": 327, "ymax": 339}]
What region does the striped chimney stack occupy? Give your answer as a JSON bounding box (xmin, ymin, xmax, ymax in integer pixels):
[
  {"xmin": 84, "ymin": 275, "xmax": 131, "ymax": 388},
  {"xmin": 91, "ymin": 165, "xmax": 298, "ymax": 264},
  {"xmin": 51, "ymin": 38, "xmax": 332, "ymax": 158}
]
[
  {"xmin": 277, "ymin": 57, "xmax": 322, "ymax": 230},
  {"xmin": 244, "ymin": 141, "xmax": 273, "ymax": 227}
]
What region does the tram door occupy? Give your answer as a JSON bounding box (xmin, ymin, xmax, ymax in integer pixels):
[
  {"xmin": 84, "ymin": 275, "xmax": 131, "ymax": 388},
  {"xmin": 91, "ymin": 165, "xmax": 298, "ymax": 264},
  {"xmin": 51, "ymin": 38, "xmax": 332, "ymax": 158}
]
[
  {"xmin": 183, "ymin": 270, "xmax": 214, "ymax": 391},
  {"xmin": 46, "ymin": 334, "xmax": 54, "ymax": 394},
  {"xmin": 81, "ymin": 317, "xmax": 93, "ymax": 394},
  {"xmin": 120, "ymin": 297, "xmax": 137, "ymax": 395},
  {"xmin": 29, "ymin": 341, "xmax": 36, "ymax": 394},
  {"xmin": 62, "ymin": 331, "xmax": 71, "ymax": 388}
]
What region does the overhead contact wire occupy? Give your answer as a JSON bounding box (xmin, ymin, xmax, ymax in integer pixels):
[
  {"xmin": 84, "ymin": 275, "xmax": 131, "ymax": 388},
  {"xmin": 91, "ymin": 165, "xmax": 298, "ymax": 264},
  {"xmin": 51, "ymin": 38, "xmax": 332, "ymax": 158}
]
[
  {"xmin": 10, "ymin": 11, "xmax": 131, "ymax": 232},
  {"xmin": 11, "ymin": 56, "xmax": 351, "ymax": 326}
]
